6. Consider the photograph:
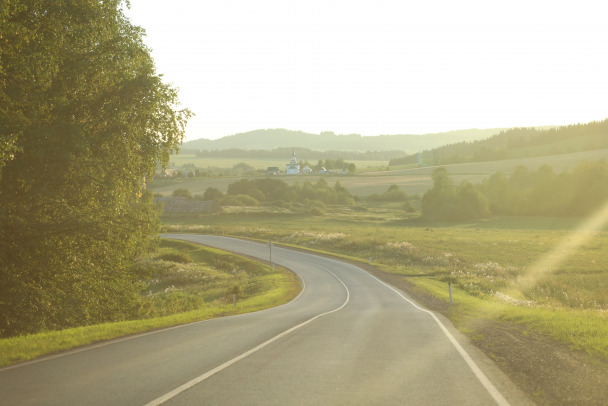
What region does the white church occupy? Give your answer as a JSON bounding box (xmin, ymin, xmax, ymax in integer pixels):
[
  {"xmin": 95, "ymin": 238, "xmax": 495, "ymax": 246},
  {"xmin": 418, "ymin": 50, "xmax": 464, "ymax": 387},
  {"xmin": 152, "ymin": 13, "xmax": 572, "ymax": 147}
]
[{"xmin": 286, "ymin": 152, "xmax": 300, "ymax": 175}]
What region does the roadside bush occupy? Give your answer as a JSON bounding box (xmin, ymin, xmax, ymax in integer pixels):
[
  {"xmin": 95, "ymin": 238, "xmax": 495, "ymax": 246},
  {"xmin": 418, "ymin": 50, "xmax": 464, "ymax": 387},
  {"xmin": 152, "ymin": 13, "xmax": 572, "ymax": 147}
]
[
  {"xmin": 309, "ymin": 207, "xmax": 325, "ymax": 216},
  {"xmin": 157, "ymin": 252, "xmax": 192, "ymax": 264},
  {"xmin": 141, "ymin": 291, "xmax": 204, "ymax": 317}
]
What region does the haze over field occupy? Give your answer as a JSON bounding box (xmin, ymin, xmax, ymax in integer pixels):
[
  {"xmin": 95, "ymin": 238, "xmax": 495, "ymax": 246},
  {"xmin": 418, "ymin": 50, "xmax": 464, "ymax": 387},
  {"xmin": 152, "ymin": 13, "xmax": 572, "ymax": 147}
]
[
  {"xmin": 180, "ymin": 128, "xmax": 509, "ymax": 153},
  {"xmin": 3, "ymin": 1, "xmax": 608, "ymax": 404}
]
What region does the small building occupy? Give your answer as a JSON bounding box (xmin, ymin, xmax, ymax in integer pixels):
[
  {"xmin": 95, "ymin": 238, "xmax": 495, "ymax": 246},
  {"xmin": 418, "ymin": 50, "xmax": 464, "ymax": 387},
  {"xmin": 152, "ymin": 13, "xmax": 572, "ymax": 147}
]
[
  {"xmin": 267, "ymin": 166, "xmax": 279, "ymax": 175},
  {"xmin": 302, "ymin": 166, "xmax": 312, "ymax": 174},
  {"xmin": 156, "ymin": 168, "xmax": 178, "ymax": 177},
  {"xmin": 286, "ymin": 152, "xmax": 300, "ymax": 175}
]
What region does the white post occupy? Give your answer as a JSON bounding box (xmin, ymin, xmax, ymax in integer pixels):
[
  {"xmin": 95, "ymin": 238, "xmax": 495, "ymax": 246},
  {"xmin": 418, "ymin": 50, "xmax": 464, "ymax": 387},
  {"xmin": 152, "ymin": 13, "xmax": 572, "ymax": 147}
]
[
  {"xmin": 448, "ymin": 282, "xmax": 453, "ymax": 304},
  {"xmin": 233, "ymin": 293, "xmax": 236, "ymax": 308},
  {"xmin": 268, "ymin": 241, "xmax": 273, "ymax": 263},
  {"xmin": 369, "ymin": 256, "xmax": 372, "ymax": 265}
]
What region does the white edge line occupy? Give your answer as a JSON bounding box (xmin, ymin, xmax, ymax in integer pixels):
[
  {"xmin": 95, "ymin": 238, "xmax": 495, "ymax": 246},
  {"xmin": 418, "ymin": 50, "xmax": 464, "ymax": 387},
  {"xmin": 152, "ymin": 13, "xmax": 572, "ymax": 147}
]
[
  {"xmin": 2, "ymin": 243, "xmax": 306, "ymax": 372},
  {"xmin": 143, "ymin": 260, "xmax": 350, "ymax": 406},
  {"xmin": 165, "ymin": 236, "xmax": 509, "ymax": 405},
  {"xmin": 336, "ymin": 259, "xmax": 511, "ymax": 406}
]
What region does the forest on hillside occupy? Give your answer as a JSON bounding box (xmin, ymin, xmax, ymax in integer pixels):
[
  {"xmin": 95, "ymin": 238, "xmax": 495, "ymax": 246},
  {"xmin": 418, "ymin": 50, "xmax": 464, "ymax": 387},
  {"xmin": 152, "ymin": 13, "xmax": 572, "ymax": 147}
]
[
  {"xmin": 184, "ymin": 147, "xmax": 405, "ymax": 161},
  {"xmin": 390, "ymin": 119, "xmax": 608, "ymax": 167},
  {"xmin": 181, "ymin": 128, "xmax": 504, "ymax": 153}
]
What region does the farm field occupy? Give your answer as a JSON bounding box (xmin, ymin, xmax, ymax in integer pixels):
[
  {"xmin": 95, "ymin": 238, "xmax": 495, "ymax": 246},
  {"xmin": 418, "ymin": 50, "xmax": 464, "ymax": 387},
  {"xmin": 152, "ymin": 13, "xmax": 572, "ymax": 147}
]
[
  {"xmin": 152, "ymin": 148, "xmax": 608, "ymax": 404},
  {"xmin": 162, "ymin": 210, "xmax": 608, "ymax": 357},
  {"xmin": 168, "ymin": 154, "xmax": 388, "ymax": 171},
  {"xmin": 152, "ymin": 148, "xmax": 608, "ymax": 197}
]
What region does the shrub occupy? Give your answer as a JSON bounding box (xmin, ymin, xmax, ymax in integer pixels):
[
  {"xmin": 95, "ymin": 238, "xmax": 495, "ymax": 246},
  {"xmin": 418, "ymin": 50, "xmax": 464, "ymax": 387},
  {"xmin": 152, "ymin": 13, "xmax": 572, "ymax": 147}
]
[
  {"xmin": 202, "ymin": 187, "xmax": 224, "ymax": 201},
  {"xmin": 157, "ymin": 253, "xmax": 192, "ymax": 264},
  {"xmin": 172, "ymin": 188, "xmax": 192, "ymax": 199}
]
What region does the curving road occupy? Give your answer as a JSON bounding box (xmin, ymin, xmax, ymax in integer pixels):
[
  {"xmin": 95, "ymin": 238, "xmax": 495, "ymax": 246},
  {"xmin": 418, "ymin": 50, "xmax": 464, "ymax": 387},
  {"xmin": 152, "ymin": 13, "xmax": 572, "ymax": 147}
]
[{"xmin": 0, "ymin": 235, "xmax": 533, "ymax": 405}]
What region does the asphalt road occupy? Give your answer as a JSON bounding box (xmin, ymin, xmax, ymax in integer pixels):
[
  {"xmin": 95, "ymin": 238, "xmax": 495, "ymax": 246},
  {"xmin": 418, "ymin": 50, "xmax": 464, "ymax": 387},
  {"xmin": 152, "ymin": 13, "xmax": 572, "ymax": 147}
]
[{"xmin": 0, "ymin": 235, "xmax": 533, "ymax": 405}]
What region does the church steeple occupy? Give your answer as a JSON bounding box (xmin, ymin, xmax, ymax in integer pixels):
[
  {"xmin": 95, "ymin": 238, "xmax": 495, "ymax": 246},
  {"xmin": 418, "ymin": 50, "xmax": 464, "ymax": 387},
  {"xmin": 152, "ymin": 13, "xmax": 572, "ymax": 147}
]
[{"xmin": 286, "ymin": 151, "xmax": 300, "ymax": 174}]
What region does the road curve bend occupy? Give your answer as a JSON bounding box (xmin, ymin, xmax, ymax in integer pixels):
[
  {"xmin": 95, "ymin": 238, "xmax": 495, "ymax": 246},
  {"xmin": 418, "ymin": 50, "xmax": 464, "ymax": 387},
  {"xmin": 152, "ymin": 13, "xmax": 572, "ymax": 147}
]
[{"xmin": 0, "ymin": 235, "xmax": 533, "ymax": 406}]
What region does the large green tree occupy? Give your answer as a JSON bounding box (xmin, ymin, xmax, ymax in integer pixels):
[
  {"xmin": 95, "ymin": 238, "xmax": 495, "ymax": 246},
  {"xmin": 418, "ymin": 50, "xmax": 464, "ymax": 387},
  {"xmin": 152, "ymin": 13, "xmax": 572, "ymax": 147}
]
[
  {"xmin": 0, "ymin": 0, "xmax": 190, "ymax": 336},
  {"xmin": 422, "ymin": 167, "xmax": 488, "ymax": 221}
]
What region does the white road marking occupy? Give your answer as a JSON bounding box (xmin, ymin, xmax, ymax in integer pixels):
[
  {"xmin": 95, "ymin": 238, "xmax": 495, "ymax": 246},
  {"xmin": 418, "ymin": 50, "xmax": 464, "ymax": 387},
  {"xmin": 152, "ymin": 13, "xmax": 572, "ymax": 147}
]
[
  {"xmin": 336, "ymin": 259, "xmax": 511, "ymax": 406},
  {"xmin": 143, "ymin": 261, "xmax": 350, "ymax": 406},
  {"xmin": 1, "ymin": 247, "xmax": 305, "ymax": 373}
]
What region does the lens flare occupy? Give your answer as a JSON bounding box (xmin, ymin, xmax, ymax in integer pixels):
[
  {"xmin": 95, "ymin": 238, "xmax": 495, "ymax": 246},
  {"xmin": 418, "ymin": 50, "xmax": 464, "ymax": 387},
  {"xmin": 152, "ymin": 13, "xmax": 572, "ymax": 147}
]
[
  {"xmin": 416, "ymin": 152, "xmax": 435, "ymax": 167},
  {"xmin": 515, "ymin": 199, "xmax": 608, "ymax": 293}
]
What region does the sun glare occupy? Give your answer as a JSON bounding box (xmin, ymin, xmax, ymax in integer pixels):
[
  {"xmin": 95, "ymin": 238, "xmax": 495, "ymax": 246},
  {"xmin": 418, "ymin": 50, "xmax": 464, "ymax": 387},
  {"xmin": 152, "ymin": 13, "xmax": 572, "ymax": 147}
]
[{"xmin": 515, "ymin": 199, "xmax": 608, "ymax": 294}]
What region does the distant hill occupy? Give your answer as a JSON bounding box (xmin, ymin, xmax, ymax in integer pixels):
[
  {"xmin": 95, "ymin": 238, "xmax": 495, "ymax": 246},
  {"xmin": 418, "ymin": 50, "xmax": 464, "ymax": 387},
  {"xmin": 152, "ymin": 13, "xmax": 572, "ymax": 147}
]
[
  {"xmin": 389, "ymin": 119, "xmax": 608, "ymax": 167},
  {"xmin": 181, "ymin": 128, "xmax": 511, "ymax": 154}
]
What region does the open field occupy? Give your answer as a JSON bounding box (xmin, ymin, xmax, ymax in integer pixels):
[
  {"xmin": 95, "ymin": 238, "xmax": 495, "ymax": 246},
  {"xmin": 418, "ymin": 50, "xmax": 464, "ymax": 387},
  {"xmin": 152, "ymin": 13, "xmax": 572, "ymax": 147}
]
[
  {"xmin": 153, "ymin": 149, "xmax": 608, "ymax": 197},
  {"xmin": 162, "ymin": 210, "xmax": 608, "ymax": 360},
  {"xmin": 168, "ymin": 154, "xmax": 388, "ymax": 171},
  {"xmin": 149, "ymin": 151, "xmax": 608, "ymax": 404}
]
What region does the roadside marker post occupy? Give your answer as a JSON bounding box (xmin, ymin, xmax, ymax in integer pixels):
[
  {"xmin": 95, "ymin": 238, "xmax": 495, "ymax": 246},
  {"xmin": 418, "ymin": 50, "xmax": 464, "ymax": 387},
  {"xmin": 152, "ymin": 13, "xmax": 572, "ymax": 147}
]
[
  {"xmin": 268, "ymin": 241, "xmax": 273, "ymax": 263},
  {"xmin": 449, "ymin": 282, "xmax": 453, "ymax": 305}
]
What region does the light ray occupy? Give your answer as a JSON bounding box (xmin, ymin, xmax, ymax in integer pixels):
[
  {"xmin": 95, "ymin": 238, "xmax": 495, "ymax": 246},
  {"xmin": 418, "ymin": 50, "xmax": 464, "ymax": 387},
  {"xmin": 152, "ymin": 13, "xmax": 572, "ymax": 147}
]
[{"xmin": 515, "ymin": 199, "xmax": 608, "ymax": 294}]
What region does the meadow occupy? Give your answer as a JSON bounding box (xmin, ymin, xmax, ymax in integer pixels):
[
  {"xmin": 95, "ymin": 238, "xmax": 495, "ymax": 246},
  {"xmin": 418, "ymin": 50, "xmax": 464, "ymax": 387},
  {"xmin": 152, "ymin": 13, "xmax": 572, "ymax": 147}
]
[
  {"xmin": 154, "ymin": 148, "xmax": 608, "ymax": 197},
  {"xmin": 161, "ymin": 209, "xmax": 608, "ymax": 360}
]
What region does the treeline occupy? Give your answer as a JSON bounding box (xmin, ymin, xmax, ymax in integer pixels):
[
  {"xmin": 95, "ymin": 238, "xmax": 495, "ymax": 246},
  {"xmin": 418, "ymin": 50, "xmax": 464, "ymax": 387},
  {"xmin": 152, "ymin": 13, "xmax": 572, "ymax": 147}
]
[
  {"xmin": 199, "ymin": 177, "xmax": 356, "ymax": 209},
  {"xmin": 390, "ymin": 119, "xmax": 608, "ymax": 167},
  {"xmin": 422, "ymin": 160, "xmax": 608, "ymax": 221},
  {"xmin": 183, "ymin": 147, "xmax": 404, "ymax": 161},
  {"xmin": 162, "ymin": 159, "xmax": 357, "ymax": 178},
  {"xmin": 298, "ymin": 158, "xmax": 357, "ymax": 173},
  {"xmin": 0, "ymin": 2, "xmax": 188, "ymax": 337}
]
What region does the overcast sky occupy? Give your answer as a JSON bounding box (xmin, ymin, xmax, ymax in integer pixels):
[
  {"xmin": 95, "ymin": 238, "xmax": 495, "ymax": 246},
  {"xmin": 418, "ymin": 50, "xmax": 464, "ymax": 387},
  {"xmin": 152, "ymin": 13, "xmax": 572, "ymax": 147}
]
[{"xmin": 124, "ymin": 0, "xmax": 607, "ymax": 141}]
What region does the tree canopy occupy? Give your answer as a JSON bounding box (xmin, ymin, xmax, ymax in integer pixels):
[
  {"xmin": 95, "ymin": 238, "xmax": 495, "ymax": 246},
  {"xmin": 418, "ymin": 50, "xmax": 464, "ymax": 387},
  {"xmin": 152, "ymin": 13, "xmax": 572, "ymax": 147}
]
[
  {"xmin": 422, "ymin": 161, "xmax": 608, "ymax": 222},
  {"xmin": 0, "ymin": 0, "xmax": 190, "ymax": 336}
]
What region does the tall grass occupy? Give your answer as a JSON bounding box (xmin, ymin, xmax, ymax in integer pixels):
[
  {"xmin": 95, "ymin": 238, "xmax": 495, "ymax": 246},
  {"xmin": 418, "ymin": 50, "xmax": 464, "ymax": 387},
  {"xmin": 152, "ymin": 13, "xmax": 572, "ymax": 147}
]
[
  {"xmin": 162, "ymin": 210, "xmax": 608, "ymax": 359},
  {"xmin": 0, "ymin": 240, "xmax": 300, "ymax": 367},
  {"xmin": 411, "ymin": 278, "xmax": 608, "ymax": 360}
]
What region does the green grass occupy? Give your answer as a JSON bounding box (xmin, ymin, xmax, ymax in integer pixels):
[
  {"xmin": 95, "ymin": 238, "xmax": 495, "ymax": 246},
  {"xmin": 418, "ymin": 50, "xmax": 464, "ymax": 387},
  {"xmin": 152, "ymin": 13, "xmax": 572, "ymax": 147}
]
[
  {"xmin": 161, "ymin": 208, "xmax": 608, "ymax": 360},
  {"xmin": 409, "ymin": 278, "xmax": 608, "ymax": 360},
  {"xmin": 0, "ymin": 240, "xmax": 300, "ymax": 368}
]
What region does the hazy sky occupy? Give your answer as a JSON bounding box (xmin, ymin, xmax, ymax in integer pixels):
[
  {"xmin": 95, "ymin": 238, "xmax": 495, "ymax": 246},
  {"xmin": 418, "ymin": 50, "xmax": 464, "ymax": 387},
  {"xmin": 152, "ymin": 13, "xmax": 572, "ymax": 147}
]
[{"xmin": 124, "ymin": 0, "xmax": 607, "ymax": 141}]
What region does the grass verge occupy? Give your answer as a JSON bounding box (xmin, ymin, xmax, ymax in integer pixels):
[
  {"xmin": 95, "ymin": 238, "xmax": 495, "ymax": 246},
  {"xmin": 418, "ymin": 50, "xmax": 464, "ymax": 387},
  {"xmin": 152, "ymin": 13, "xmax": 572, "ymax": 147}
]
[
  {"xmin": 406, "ymin": 277, "xmax": 608, "ymax": 361},
  {"xmin": 0, "ymin": 240, "xmax": 300, "ymax": 368}
]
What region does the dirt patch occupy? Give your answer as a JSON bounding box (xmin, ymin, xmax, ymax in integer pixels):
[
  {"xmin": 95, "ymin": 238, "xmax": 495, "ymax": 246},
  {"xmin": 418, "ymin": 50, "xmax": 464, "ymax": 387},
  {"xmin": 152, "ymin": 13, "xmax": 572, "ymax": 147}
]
[{"xmin": 362, "ymin": 265, "xmax": 608, "ymax": 406}]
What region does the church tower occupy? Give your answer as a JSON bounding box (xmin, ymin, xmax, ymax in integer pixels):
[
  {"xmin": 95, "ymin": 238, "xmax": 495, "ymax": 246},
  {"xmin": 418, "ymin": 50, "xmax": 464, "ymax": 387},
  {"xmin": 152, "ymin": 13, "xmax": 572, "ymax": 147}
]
[{"xmin": 286, "ymin": 151, "xmax": 300, "ymax": 174}]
